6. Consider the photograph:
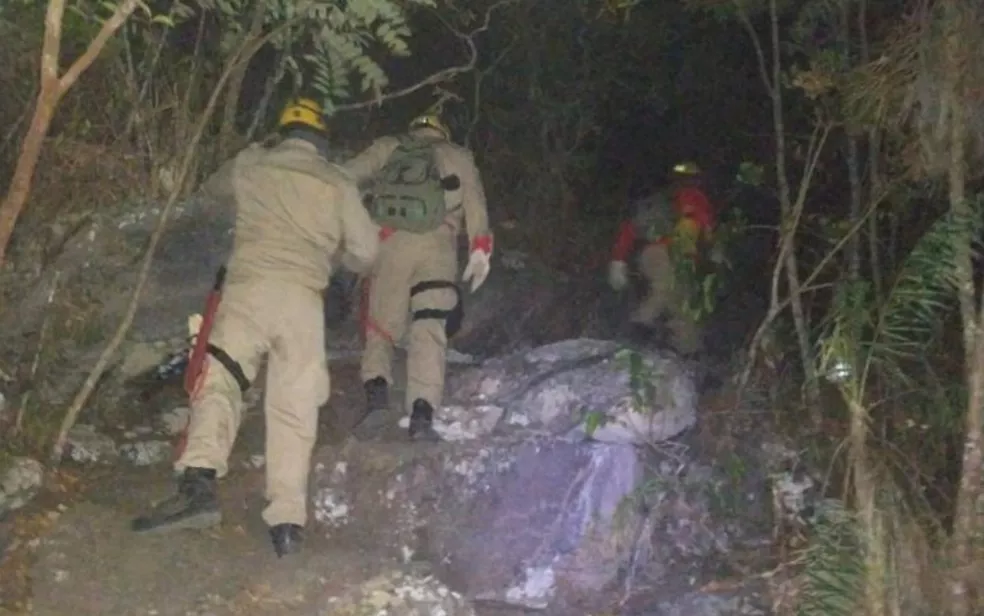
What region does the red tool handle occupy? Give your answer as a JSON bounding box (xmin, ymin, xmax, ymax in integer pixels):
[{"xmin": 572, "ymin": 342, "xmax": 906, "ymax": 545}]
[
  {"xmin": 183, "ymin": 267, "xmax": 227, "ymax": 395},
  {"xmin": 175, "ymin": 267, "xmax": 227, "ymax": 462}
]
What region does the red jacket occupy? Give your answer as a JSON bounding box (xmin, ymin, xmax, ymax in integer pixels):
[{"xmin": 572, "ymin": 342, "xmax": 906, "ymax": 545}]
[{"xmin": 611, "ymin": 185, "xmax": 715, "ymax": 262}]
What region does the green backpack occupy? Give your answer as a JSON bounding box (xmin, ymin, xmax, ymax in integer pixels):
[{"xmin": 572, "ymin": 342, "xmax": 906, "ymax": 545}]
[
  {"xmin": 632, "ymin": 190, "xmax": 677, "ymax": 241},
  {"xmin": 368, "ymin": 135, "xmax": 447, "ymax": 233}
]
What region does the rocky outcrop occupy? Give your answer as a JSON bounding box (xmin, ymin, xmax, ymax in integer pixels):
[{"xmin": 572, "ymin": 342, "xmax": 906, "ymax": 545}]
[
  {"xmin": 0, "ymin": 457, "xmax": 45, "ymax": 517},
  {"xmin": 306, "ymin": 339, "xmax": 765, "ymax": 612}
]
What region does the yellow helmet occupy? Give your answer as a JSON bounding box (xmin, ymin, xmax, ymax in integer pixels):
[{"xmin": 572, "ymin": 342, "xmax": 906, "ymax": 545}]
[
  {"xmin": 672, "ymin": 161, "xmax": 701, "ymax": 176},
  {"xmin": 409, "ymin": 114, "xmax": 450, "ymax": 140},
  {"xmin": 279, "ymin": 98, "xmax": 327, "ymax": 133}
]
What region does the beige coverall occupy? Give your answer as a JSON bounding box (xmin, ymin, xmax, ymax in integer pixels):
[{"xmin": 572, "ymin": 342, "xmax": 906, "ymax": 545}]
[
  {"xmin": 177, "ymin": 137, "xmax": 379, "ymax": 527},
  {"xmin": 634, "ymin": 242, "xmax": 700, "ymax": 355},
  {"xmin": 343, "ymin": 130, "xmax": 490, "ymax": 410}
]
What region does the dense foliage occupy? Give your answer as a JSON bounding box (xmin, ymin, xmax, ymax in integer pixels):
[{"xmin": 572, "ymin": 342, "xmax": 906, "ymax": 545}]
[{"xmin": 1, "ymin": 0, "xmax": 984, "ymax": 613}]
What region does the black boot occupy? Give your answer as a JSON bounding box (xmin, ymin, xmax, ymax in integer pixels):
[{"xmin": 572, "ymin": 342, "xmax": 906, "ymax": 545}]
[
  {"xmin": 131, "ymin": 467, "xmax": 221, "ymax": 533},
  {"xmin": 352, "ymin": 376, "xmax": 389, "ymax": 430},
  {"xmin": 269, "ymin": 523, "xmax": 304, "ymax": 558},
  {"xmin": 365, "ymin": 376, "xmax": 389, "ymax": 410},
  {"xmin": 408, "ymin": 399, "xmax": 440, "ymax": 441}
]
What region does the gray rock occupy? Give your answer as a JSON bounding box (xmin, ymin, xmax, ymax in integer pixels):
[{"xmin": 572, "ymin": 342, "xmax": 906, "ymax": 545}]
[
  {"xmin": 0, "ymin": 457, "xmax": 45, "ymax": 515},
  {"xmin": 309, "ymin": 431, "xmax": 748, "ymax": 612},
  {"xmin": 126, "ymin": 196, "xmax": 235, "ymax": 343},
  {"xmin": 305, "ymin": 339, "xmax": 745, "ymax": 611},
  {"xmin": 65, "ymin": 424, "xmax": 118, "ymax": 464},
  {"xmin": 650, "ymin": 589, "xmax": 769, "ymax": 616},
  {"xmin": 446, "ymin": 338, "xmax": 697, "ymax": 445},
  {"xmin": 119, "ymin": 440, "xmax": 173, "ymax": 466},
  {"xmin": 117, "ymin": 339, "xmax": 185, "ymax": 379},
  {"xmin": 320, "ymin": 570, "xmax": 476, "ymax": 615},
  {"xmin": 311, "ymin": 435, "xmax": 647, "ymax": 610}
]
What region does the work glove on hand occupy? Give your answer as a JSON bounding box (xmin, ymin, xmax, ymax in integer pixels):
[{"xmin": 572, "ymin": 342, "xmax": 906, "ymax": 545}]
[
  {"xmin": 462, "ymin": 249, "xmax": 491, "ymax": 293},
  {"xmin": 608, "ymin": 260, "xmax": 629, "ymax": 291},
  {"xmin": 709, "ymin": 243, "xmax": 728, "ymax": 267}
]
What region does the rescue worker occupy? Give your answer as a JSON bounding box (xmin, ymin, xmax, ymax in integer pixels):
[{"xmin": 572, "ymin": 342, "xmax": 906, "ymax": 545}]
[
  {"xmin": 607, "ymin": 161, "xmax": 717, "ymax": 356},
  {"xmin": 343, "ymin": 113, "xmax": 492, "ymax": 440},
  {"xmin": 130, "ymin": 98, "xmax": 380, "ymax": 558}
]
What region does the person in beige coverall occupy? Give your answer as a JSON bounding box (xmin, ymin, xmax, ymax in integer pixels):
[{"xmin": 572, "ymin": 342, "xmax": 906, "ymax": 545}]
[
  {"xmin": 131, "ymin": 99, "xmax": 379, "ymax": 558},
  {"xmin": 344, "ymin": 114, "xmax": 492, "ymax": 440}
]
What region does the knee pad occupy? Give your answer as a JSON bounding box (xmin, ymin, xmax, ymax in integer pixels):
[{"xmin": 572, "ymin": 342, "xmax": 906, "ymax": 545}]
[{"xmin": 409, "ymin": 280, "xmax": 463, "ymax": 338}]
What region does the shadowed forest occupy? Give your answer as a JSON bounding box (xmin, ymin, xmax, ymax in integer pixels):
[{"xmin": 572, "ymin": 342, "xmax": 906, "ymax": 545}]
[{"xmin": 0, "ymin": 0, "xmax": 983, "ymax": 614}]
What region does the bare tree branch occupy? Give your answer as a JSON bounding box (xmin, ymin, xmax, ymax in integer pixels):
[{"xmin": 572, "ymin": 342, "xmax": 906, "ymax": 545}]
[
  {"xmin": 734, "ymin": 1, "xmax": 774, "ymax": 97},
  {"xmin": 334, "ymin": 0, "xmax": 519, "ymax": 113},
  {"xmin": 59, "ymin": 0, "xmax": 141, "ymax": 92},
  {"xmin": 41, "ymin": 0, "xmax": 66, "ymax": 84}
]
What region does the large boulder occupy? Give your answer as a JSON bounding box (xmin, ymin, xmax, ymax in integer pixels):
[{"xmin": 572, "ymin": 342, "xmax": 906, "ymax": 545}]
[
  {"xmin": 0, "ymin": 195, "xmax": 235, "ymax": 407},
  {"xmin": 439, "ymin": 338, "xmax": 697, "ymax": 444},
  {"xmin": 309, "ymin": 339, "xmax": 716, "ymax": 612}
]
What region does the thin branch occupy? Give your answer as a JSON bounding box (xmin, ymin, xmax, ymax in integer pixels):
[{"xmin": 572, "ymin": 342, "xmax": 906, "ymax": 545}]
[
  {"xmin": 335, "ymin": 0, "xmax": 518, "ymax": 113},
  {"xmin": 14, "ymin": 271, "xmax": 61, "ymax": 436},
  {"xmin": 245, "ymin": 35, "xmax": 295, "ymax": 142},
  {"xmin": 736, "ymin": 167, "xmax": 890, "ymax": 406},
  {"xmin": 58, "ymin": 0, "xmax": 141, "ymax": 93},
  {"xmin": 41, "ymin": 0, "xmax": 66, "ymax": 83},
  {"xmin": 734, "ymin": 1, "xmax": 773, "ymax": 97},
  {"xmin": 123, "ymin": 18, "xmax": 170, "ymax": 139},
  {"xmin": 466, "ymin": 35, "xmax": 518, "ymax": 148}
]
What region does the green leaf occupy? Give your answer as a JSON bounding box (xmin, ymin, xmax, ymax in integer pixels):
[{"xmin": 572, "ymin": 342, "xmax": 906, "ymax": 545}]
[
  {"xmin": 583, "ymin": 410, "xmax": 606, "ymax": 436},
  {"xmin": 151, "ymin": 13, "xmax": 174, "ymax": 27}
]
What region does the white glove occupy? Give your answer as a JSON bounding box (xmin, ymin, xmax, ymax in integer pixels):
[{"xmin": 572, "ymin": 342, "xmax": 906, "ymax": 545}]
[
  {"xmin": 709, "ymin": 243, "xmax": 727, "ymax": 266},
  {"xmin": 462, "ymin": 250, "xmax": 491, "ymax": 293},
  {"xmin": 608, "ymin": 260, "xmax": 629, "ymax": 291}
]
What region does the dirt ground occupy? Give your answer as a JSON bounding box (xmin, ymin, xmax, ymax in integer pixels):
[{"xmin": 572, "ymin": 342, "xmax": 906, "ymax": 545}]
[{"xmin": 1, "ymin": 358, "xmax": 569, "ymax": 616}]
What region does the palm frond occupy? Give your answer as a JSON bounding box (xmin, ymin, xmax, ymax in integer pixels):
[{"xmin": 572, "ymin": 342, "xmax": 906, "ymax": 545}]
[
  {"xmin": 796, "ymin": 499, "xmax": 865, "ymax": 616},
  {"xmin": 865, "ymin": 201, "xmax": 982, "ymax": 383},
  {"xmin": 817, "ymin": 198, "xmax": 982, "ymax": 393}
]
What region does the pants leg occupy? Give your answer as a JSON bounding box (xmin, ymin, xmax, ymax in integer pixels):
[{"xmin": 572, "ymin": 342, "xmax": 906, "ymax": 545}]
[
  {"xmin": 177, "ymin": 283, "xmax": 269, "ymax": 479},
  {"xmin": 665, "ymin": 275, "xmax": 702, "ymax": 355},
  {"xmin": 632, "ymin": 243, "xmax": 673, "ymax": 326},
  {"xmin": 360, "ymin": 237, "xmax": 413, "ymax": 386},
  {"xmin": 260, "ymin": 283, "xmax": 330, "ymax": 528},
  {"xmin": 405, "ymin": 232, "xmax": 459, "ymax": 409}
]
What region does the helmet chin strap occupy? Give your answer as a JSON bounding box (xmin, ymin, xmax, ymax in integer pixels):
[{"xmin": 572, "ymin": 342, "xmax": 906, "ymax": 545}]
[{"xmin": 285, "ymin": 127, "xmax": 331, "ymax": 158}]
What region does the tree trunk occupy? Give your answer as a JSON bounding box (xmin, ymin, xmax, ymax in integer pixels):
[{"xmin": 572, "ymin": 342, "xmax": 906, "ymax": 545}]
[
  {"xmin": 764, "ymin": 0, "xmax": 820, "ymax": 421},
  {"xmin": 0, "ymin": 86, "xmax": 60, "ymax": 266},
  {"xmin": 858, "ymin": 0, "xmax": 883, "ymax": 298},
  {"xmin": 845, "ymin": 134, "xmax": 862, "ymax": 282},
  {"xmin": 944, "ymin": 4, "xmax": 981, "ymax": 613},
  {"xmin": 948, "ymin": 65, "xmax": 982, "ymax": 616},
  {"xmin": 0, "ymin": 0, "xmax": 138, "ymax": 266},
  {"xmin": 841, "ymin": 0, "xmax": 862, "ymax": 285}
]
